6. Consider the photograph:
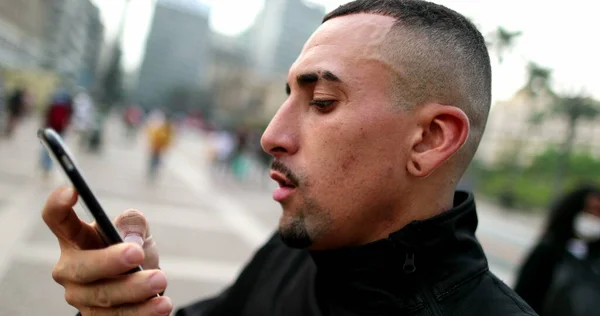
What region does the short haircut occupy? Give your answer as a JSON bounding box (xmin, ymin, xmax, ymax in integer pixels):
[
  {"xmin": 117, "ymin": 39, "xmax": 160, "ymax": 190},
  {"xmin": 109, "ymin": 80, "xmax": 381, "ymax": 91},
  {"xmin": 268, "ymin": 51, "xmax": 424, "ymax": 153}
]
[{"xmin": 324, "ymin": 0, "xmax": 492, "ymax": 169}]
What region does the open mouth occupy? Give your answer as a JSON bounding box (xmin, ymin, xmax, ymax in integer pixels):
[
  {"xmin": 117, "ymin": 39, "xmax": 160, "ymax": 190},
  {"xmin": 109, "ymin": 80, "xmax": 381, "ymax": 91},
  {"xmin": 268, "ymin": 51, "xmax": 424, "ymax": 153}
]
[{"xmin": 270, "ymin": 171, "xmax": 296, "ymax": 188}]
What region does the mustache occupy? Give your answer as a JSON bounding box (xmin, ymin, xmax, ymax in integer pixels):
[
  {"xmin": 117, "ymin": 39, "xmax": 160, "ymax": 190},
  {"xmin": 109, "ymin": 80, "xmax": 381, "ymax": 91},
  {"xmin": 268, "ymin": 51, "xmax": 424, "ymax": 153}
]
[{"xmin": 270, "ymin": 160, "xmax": 300, "ymax": 187}]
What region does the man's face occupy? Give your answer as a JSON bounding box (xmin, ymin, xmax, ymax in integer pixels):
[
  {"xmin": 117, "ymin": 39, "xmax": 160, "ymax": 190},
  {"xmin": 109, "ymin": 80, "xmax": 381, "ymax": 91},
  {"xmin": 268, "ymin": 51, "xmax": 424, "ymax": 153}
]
[{"xmin": 261, "ymin": 14, "xmax": 418, "ymax": 250}]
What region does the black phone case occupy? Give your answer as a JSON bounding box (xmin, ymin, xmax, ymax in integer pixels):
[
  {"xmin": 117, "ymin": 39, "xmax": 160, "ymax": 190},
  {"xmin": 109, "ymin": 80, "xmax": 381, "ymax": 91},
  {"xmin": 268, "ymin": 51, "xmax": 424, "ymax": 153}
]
[{"xmin": 38, "ymin": 128, "xmax": 143, "ymax": 273}]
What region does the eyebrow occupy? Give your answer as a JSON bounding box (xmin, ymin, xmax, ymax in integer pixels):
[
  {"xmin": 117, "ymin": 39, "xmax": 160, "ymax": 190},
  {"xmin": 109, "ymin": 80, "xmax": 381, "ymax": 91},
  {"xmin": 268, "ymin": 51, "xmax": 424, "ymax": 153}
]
[{"xmin": 285, "ymin": 70, "xmax": 342, "ymax": 95}]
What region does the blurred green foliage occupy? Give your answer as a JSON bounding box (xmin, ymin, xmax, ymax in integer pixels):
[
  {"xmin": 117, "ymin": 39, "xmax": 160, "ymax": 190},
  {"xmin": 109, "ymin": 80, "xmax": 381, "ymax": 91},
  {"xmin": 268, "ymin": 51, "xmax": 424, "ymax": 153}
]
[{"xmin": 471, "ymin": 147, "xmax": 600, "ymax": 210}]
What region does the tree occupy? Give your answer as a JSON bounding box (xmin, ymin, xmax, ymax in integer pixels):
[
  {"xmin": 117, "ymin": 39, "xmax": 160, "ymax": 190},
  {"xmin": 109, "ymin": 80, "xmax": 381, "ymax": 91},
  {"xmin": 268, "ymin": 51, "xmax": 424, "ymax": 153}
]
[
  {"xmin": 498, "ymin": 62, "xmax": 557, "ymax": 208},
  {"xmin": 487, "ymin": 26, "xmax": 522, "ymax": 64},
  {"xmin": 523, "ymin": 62, "xmax": 554, "ymax": 98},
  {"xmin": 546, "ymin": 94, "xmax": 600, "ymax": 195}
]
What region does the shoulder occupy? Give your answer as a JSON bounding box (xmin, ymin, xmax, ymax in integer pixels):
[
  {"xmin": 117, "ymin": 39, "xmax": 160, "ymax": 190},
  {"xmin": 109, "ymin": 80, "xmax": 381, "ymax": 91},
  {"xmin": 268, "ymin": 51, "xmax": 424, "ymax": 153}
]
[
  {"xmin": 486, "ymin": 272, "xmax": 538, "ymax": 315},
  {"xmin": 446, "ymin": 271, "xmax": 538, "ymax": 316}
]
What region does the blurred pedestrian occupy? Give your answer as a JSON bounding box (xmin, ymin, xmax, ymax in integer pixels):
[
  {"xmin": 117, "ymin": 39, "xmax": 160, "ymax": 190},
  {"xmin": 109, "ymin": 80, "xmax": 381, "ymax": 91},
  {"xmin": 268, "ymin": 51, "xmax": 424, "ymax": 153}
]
[
  {"xmin": 146, "ymin": 108, "xmax": 165, "ymax": 129},
  {"xmin": 230, "ymin": 128, "xmax": 250, "ymax": 180},
  {"xmin": 123, "ymin": 104, "xmax": 143, "ymax": 141},
  {"xmin": 40, "ymin": 1, "xmax": 536, "ymax": 315},
  {"xmin": 208, "ymin": 127, "xmax": 235, "ymax": 176},
  {"xmin": 4, "ymin": 86, "xmax": 29, "ymax": 137},
  {"xmin": 0, "ymin": 74, "xmax": 5, "ymax": 134},
  {"xmin": 146, "ymin": 112, "xmax": 174, "ymax": 181},
  {"xmin": 39, "ymin": 88, "xmax": 73, "ymax": 178},
  {"xmin": 514, "ymin": 184, "xmax": 600, "ymax": 316},
  {"xmin": 72, "ymin": 88, "xmax": 96, "ymax": 152}
]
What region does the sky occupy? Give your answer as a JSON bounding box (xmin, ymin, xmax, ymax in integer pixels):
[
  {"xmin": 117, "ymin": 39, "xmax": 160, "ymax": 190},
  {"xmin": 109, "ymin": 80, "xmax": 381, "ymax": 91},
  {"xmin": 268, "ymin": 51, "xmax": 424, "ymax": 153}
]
[{"xmin": 91, "ymin": 0, "xmax": 600, "ymax": 103}]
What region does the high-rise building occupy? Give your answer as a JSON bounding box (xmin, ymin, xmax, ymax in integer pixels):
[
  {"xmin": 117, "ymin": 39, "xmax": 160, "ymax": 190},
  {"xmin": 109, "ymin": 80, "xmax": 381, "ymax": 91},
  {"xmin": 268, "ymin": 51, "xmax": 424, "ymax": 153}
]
[
  {"xmin": 135, "ymin": 0, "xmax": 211, "ymax": 109},
  {"xmin": 0, "ymin": 0, "xmax": 49, "ymax": 69},
  {"xmin": 42, "ymin": 0, "xmax": 93, "ymax": 87},
  {"xmin": 244, "ymin": 0, "xmax": 325, "ymax": 80},
  {"xmin": 77, "ymin": 1, "xmax": 104, "ymax": 90},
  {"xmin": 0, "ymin": 0, "xmax": 104, "ymax": 88}
]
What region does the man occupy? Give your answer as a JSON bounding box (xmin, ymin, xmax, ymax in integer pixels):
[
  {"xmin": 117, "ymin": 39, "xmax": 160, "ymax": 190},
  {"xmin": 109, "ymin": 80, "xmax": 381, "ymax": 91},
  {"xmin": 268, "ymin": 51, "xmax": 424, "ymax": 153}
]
[
  {"xmin": 4, "ymin": 86, "xmax": 28, "ymax": 137},
  {"xmin": 0, "ymin": 73, "xmax": 5, "ymax": 132},
  {"xmin": 71, "ymin": 88, "xmax": 97, "ymax": 151},
  {"xmin": 40, "ymin": 88, "xmax": 73, "ymax": 178},
  {"xmin": 146, "ymin": 112, "xmax": 175, "ymax": 181},
  {"xmin": 41, "ymin": 1, "xmax": 537, "ymax": 315}
]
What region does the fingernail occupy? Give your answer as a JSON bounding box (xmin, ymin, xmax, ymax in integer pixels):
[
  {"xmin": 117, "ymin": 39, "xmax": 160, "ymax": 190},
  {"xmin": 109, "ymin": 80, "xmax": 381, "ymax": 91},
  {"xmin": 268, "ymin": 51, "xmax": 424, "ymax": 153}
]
[
  {"xmin": 154, "ymin": 297, "xmax": 172, "ymax": 314},
  {"xmin": 124, "ymin": 234, "xmax": 144, "ymax": 247},
  {"xmin": 149, "ymin": 272, "xmax": 167, "ymax": 293},
  {"xmin": 123, "ymin": 245, "xmax": 143, "ymax": 265},
  {"xmin": 59, "ymin": 187, "xmax": 74, "ymax": 204}
]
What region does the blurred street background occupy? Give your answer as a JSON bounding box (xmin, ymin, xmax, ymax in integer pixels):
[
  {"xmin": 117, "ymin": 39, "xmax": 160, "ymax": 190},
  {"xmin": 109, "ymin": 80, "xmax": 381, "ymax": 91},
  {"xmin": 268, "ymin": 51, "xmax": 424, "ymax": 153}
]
[{"xmin": 0, "ymin": 0, "xmax": 598, "ymax": 315}]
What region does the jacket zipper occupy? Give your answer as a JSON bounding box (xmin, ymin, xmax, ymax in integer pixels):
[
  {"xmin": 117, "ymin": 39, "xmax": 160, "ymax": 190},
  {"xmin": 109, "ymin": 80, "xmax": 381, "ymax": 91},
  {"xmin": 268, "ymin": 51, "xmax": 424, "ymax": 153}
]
[{"xmin": 404, "ymin": 251, "xmax": 444, "ymax": 316}]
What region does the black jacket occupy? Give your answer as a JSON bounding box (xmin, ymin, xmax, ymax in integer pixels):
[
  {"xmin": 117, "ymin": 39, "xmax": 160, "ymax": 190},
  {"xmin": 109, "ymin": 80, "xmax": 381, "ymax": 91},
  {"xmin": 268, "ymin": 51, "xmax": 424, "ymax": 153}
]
[{"xmin": 176, "ymin": 191, "xmax": 537, "ymax": 316}]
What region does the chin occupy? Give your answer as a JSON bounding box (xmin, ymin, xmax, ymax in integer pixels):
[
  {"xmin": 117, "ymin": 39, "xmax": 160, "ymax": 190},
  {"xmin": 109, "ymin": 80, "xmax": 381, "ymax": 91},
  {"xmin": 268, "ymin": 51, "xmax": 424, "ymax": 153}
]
[
  {"xmin": 278, "ymin": 214, "xmax": 313, "ymax": 249},
  {"xmin": 277, "ymin": 195, "xmax": 333, "ymax": 249}
]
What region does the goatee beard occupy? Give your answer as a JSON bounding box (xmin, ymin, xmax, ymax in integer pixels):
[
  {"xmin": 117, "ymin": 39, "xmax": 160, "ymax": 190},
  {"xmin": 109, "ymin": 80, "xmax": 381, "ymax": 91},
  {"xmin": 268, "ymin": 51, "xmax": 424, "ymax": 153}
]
[{"xmin": 279, "ymin": 218, "xmax": 312, "ymax": 249}]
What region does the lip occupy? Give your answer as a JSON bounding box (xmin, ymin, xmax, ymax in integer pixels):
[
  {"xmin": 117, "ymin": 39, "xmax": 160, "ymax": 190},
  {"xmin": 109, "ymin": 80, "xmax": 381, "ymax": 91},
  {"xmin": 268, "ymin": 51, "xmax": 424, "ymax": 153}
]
[
  {"xmin": 269, "ymin": 171, "xmax": 296, "ymax": 201},
  {"xmin": 273, "ymin": 186, "xmax": 295, "ymax": 201}
]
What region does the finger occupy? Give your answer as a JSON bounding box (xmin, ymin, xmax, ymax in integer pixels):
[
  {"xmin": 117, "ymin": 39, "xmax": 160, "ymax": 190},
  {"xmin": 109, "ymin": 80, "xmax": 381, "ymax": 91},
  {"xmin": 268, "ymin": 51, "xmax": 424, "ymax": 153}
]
[
  {"xmin": 53, "ymin": 243, "xmax": 144, "ymax": 285},
  {"xmin": 81, "ymin": 296, "xmax": 173, "ymax": 316},
  {"xmin": 66, "ymin": 270, "xmax": 167, "ymax": 308},
  {"xmin": 115, "ymin": 209, "xmax": 159, "ymax": 269},
  {"xmin": 42, "ymin": 186, "xmax": 103, "ymax": 250}
]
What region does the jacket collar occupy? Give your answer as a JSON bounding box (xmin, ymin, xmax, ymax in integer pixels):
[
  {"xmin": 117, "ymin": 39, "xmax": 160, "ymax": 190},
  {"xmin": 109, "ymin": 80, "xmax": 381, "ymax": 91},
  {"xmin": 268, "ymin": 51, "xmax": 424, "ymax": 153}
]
[{"xmin": 309, "ymin": 191, "xmax": 488, "ymax": 311}]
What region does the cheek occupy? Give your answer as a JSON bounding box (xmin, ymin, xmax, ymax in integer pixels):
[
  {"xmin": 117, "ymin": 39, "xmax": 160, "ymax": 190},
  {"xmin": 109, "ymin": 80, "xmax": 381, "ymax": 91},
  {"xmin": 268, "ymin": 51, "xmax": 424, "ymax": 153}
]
[
  {"xmin": 304, "ymin": 118, "xmax": 401, "ymax": 195},
  {"xmin": 340, "ymin": 153, "xmax": 357, "ymax": 172}
]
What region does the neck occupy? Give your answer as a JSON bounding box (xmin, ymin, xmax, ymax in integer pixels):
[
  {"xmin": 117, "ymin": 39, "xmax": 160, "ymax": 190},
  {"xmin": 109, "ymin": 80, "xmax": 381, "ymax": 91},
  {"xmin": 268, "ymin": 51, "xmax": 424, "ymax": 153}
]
[{"xmin": 365, "ymin": 185, "xmax": 456, "ymax": 244}]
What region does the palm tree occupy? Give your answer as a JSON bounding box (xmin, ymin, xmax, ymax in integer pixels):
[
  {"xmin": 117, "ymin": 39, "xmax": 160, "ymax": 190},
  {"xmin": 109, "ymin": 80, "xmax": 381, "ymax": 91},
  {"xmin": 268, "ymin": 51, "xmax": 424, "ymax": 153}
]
[
  {"xmin": 488, "ymin": 26, "xmax": 522, "ymax": 64},
  {"xmin": 523, "ymin": 62, "xmax": 554, "ymax": 98}
]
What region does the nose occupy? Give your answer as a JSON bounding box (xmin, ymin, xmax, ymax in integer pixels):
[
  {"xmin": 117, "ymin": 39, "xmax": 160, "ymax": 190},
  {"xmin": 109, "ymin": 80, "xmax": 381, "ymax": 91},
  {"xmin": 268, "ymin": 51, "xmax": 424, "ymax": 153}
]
[{"xmin": 260, "ymin": 104, "xmax": 299, "ymax": 158}]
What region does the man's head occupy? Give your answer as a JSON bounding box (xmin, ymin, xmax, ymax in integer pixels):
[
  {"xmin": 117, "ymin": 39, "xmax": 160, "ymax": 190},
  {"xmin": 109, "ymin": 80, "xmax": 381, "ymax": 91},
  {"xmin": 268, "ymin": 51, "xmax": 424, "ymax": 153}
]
[{"xmin": 261, "ymin": 0, "xmax": 491, "ymax": 250}]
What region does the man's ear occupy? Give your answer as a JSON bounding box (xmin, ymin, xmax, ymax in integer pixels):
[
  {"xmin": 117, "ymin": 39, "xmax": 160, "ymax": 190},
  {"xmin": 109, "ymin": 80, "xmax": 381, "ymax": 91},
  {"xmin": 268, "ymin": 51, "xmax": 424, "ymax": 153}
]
[{"xmin": 406, "ymin": 105, "xmax": 470, "ymax": 177}]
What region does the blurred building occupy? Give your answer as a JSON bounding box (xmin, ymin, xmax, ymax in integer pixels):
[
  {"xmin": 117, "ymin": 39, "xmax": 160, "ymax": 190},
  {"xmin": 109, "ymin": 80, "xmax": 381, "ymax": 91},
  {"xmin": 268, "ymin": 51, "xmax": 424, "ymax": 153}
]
[
  {"xmin": 208, "ymin": 33, "xmax": 253, "ymax": 124},
  {"xmin": 209, "ymin": 31, "xmax": 291, "ymax": 127},
  {"xmin": 42, "ymin": 0, "xmax": 104, "ymax": 88},
  {"xmin": 476, "ymin": 89, "xmax": 600, "ymax": 166},
  {"xmin": 0, "ymin": 0, "xmax": 104, "ymax": 89},
  {"xmin": 0, "ymin": 0, "xmax": 48, "ymax": 69},
  {"xmin": 135, "ymin": 0, "xmax": 211, "ymax": 109},
  {"xmin": 205, "ymin": 0, "xmax": 325, "ymax": 126},
  {"xmin": 243, "ymin": 0, "xmax": 325, "ymax": 80},
  {"xmin": 77, "ymin": 1, "xmax": 104, "ymax": 90}
]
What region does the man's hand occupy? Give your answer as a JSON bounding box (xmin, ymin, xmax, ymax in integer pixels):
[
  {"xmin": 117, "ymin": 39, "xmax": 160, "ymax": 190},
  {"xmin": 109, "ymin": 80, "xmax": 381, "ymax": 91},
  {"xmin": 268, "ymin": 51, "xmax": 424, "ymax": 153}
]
[{"xmin": 42, "ymin": 186, "xmax": 173, "ymax": 315}]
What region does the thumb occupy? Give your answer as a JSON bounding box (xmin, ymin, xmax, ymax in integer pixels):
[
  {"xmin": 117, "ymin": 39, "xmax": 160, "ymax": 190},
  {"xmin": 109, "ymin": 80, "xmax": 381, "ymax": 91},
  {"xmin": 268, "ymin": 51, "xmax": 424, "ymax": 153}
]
[
  {"xmin": 114, "ymin": 209, "xmax": 159, "ymax": 269},
  {"xmin": 115, "ymin": 209, "xmax": 150, "ymax": 241}
]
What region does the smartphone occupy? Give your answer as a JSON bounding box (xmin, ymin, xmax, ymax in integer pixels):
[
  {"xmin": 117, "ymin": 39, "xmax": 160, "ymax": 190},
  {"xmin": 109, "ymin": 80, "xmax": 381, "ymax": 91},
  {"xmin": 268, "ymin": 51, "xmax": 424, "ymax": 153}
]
[{"xmin": 38, "ymin": 128, "xmax": 143, "ymax": 274}]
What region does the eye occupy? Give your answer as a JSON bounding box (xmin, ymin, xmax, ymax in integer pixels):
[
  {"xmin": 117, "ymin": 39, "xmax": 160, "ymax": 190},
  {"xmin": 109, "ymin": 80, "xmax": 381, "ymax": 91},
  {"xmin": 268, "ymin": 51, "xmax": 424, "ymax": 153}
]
[{"xmin": 309, "ymin": 99, "xmax": 336, "ymax": 112}]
